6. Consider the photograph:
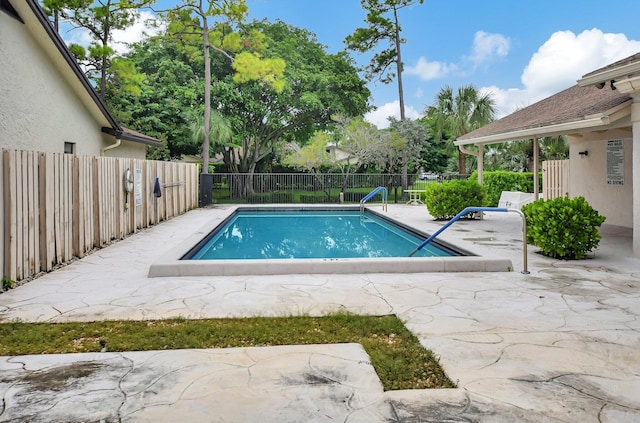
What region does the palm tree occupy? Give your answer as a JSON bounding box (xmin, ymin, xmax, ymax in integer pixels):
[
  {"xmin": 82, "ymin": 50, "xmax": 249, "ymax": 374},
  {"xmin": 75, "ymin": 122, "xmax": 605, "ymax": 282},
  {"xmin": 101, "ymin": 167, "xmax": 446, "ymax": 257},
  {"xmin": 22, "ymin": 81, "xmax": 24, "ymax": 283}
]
[
  {"xmin": 425, "ymin": 85, "xmax": 496, "ymax": 174},
  {"xmin": 540, "ymin": 135, "xmax": 569, "ymax": 161},
  {"xmin": 189, "ymin": 110, "xmax": 234, "ymax": 173}
]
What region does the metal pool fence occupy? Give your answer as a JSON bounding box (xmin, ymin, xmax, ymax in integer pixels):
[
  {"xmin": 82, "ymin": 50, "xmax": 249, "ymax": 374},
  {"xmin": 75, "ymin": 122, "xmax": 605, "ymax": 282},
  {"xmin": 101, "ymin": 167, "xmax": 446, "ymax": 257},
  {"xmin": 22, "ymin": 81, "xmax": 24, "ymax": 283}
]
[{"xmin": 207, "ymin": 173, "xmax": 469, "ymax": 204}]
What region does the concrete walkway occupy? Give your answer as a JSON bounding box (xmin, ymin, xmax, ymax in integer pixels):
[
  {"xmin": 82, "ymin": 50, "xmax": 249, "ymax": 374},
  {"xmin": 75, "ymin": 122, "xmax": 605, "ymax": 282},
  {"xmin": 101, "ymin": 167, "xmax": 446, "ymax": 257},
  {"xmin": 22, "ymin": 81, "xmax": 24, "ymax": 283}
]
[{"xmin": 1, "ymin": 205, "xmax": 639, "ymax": 422}]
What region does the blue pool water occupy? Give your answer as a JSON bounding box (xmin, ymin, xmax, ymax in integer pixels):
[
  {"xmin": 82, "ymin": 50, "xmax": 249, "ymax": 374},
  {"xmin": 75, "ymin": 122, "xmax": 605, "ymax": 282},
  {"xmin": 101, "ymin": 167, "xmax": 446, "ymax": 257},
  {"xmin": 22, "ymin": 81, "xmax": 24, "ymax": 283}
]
[{"xmin": 185, "ymin": 209, "xmax": 461, "ymax": 260}]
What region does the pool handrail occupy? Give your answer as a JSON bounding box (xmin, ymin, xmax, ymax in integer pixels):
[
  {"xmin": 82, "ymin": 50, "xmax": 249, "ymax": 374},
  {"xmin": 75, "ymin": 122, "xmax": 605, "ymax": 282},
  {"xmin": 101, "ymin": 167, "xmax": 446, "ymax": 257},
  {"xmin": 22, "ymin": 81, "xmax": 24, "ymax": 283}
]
[
  {"xmin": 360, "ymin": 186, "xmax": 388, "ymax": 213},
  {"xmin": 408, "ymin": 206, "xmax": 529, "ymax": 274}
]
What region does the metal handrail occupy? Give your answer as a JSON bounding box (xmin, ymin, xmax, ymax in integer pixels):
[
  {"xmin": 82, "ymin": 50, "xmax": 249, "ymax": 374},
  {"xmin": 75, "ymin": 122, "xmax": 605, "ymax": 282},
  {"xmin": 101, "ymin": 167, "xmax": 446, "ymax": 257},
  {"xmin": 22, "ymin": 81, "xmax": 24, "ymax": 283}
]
[
  {"xmin": 360, "ymin": 186, "xmax": 388, "ymax": 213},
  {"xmin": 408, "ymin": 206, "xmax": 529, "ymax": 274}
]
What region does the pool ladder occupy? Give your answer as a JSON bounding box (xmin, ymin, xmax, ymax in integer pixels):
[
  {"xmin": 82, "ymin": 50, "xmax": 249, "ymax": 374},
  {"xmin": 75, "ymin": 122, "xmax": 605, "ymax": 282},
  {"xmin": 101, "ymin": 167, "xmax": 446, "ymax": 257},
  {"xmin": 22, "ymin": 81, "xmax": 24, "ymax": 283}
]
[{"xmin": 360, "ymin": 186, "xmax": 388, "ymax": 214}]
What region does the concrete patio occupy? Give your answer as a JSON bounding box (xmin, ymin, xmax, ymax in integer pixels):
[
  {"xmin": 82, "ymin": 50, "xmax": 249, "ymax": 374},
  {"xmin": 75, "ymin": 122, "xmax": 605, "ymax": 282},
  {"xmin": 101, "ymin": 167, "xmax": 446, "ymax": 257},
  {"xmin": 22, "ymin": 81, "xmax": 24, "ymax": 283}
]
[{"xmin": 0, "ymin": 204, "xmax": 638, "ymax": 422}]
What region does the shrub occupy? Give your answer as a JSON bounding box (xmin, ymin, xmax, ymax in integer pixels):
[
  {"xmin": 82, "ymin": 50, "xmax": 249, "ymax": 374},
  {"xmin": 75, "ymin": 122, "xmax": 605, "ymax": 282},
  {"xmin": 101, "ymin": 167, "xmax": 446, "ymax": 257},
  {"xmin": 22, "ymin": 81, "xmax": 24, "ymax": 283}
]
[
  {"xmin": 271, "ymin": 192, "xmax": 292, "ymax": 203},
  {"xmin": 247, "ymin": 193, "xmax": 270, "ymax": 203},
  {"xmin": 2, "ymin": 277, "xmax": 16, "ymax": 291},
  {"xmin": 300, "ymin": 194, "xmax": 327, "ymax": 203},
  {"xmin": 521, "ymin": 196, "xmax": 606, "ymax": 259},
  {"xmin": 424, "ymin": 179, "xmax": 484, "ymax": 220},
  {"xmin": 471, "ymin": 171, "xmax": 541, "ymax": 207},
  {"xmin": 343, "ymin": 192, "xmax": 366, "ymax": 202}
]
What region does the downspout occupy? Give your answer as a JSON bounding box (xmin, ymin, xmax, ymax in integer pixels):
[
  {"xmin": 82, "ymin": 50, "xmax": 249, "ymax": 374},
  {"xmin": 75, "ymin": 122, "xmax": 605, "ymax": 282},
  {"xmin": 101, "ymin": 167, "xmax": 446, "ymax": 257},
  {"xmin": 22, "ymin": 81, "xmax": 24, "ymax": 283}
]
[
  {"xmin": 101, "ymin": 137, "xmax": 121, "ymax": 156},
  {"xmin": 458, "ymin": 144, "xmax": 483, "ymax": 184}
]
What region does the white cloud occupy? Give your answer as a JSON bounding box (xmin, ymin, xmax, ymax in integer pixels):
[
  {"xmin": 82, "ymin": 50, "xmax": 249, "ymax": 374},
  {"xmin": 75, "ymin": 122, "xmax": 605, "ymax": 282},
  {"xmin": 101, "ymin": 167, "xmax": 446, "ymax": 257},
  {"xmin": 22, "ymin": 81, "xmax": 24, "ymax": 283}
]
[
  {"xmin": 467, "ymin": 31, "xmax": 510, "ymax": 65},
  {"xmin": 405, "ymin": 57, "xmax": 457, "ymax": 81},
  {"xmin": 521, "ymin": 28, "xmax": 640, "ymax": 97},
  {"xmin": 60, "ymin": 10, "xmax": 164, "ymax": 55},
  {"xmin": 481, "ymin": 85, "xmax": 537, "ymax": 118},
  {"xmin": 364, "ymin": 101, "xmax": 422, "ymax": 129},
  {"xmin": 111, "ymin": 11, "xmax": 165, "ymax": 55},
  {"xmin": 64, "ymin": 26, "xmax": 93, "ymax": 48},
  {"xmin": 487, "ymin": 28, "xmax": 640, "ymax": 117}
]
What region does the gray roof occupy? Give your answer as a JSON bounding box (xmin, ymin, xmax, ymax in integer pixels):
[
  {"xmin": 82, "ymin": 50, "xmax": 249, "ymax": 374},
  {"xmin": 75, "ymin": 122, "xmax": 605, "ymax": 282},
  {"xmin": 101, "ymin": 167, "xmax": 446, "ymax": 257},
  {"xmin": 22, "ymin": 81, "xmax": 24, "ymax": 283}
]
[
  {"xmin": 457, "ymin": 53, "xmax": 639, "ymax": 146},
  {"xmin": 582, "ymin": 52, "xmax": 640, "ymax": 79}
]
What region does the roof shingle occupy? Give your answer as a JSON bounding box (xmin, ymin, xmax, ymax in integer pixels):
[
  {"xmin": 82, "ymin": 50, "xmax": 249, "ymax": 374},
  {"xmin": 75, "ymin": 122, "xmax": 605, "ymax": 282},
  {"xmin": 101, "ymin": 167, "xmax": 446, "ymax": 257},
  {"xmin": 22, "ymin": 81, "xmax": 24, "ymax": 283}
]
[{"xmin": 458, "ymin": 84, "xmax": 630, "ymax": 142}]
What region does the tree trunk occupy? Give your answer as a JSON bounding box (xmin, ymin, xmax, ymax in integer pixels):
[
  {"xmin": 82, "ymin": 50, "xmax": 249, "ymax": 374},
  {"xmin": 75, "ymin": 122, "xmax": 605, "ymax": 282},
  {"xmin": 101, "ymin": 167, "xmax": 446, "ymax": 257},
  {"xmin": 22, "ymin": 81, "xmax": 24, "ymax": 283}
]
[
  {"xmin": 393, "ymin": 6, "xmax": 405, "ymax": 122},
  {"xmin": 99, "ymin": 20, "xmax": 110, "ymax": 100},
  {"xmin": 458, "ymin": 150, "xmax": 466, "ymax": 175}
]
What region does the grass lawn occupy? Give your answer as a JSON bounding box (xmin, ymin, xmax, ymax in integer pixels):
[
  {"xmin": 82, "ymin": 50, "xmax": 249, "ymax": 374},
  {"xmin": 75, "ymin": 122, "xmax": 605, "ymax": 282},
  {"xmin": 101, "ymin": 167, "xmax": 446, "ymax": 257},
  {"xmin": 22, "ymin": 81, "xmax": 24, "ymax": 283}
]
[{"xmin": 0, "ymin": 314, "xmax": 455, "ymax": 391}]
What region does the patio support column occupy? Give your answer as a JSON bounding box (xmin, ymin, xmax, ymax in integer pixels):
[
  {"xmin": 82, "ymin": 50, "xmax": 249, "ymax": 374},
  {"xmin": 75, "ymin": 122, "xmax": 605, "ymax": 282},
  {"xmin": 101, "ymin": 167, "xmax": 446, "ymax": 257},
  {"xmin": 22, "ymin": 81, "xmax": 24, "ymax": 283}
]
[
  {"xmin": 477, "ymin": 144, "xmax": 484, "ymax": 185},
  {"xmin": 632, "ymin": 97, "xmax": 640, "ymax": 257},
  {"xmin": 533, "ymin": 136, "xmax": 540, "ymax": 200}
]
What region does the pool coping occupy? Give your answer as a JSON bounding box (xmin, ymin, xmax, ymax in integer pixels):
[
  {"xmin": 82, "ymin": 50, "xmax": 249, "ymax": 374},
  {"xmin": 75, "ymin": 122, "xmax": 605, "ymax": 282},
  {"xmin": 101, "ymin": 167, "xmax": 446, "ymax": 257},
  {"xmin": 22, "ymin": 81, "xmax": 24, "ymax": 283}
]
[{"xmin": 148, "ymin": 205, "xmax": 514, "ymax": 277}]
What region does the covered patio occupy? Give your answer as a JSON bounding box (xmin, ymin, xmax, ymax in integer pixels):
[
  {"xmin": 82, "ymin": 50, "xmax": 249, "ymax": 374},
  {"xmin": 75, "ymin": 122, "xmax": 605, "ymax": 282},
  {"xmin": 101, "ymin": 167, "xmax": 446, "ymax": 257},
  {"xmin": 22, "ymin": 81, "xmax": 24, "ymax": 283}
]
[{"xmin": 457, "ymin": 53, "xmax": 640, "ymax": 258}]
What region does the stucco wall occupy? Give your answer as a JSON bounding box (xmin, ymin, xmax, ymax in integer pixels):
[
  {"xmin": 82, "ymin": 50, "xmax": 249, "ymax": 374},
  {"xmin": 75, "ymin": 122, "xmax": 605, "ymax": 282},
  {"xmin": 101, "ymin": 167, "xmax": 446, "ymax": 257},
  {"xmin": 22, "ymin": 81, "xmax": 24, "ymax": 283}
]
[
  {"xmin": 1, "ymin": 13, "xmax": 101, "ymax": 154},
  {"xmin": 568, "ymin": 133, "xmax": 633, "ymax": 228},
  {"xmin": 103, "ymin": 140, "xmax": 148, "ymax": 160},
  {"xmin": 0, "ymin": 9, "xmax": 146, "ymax": 159}
]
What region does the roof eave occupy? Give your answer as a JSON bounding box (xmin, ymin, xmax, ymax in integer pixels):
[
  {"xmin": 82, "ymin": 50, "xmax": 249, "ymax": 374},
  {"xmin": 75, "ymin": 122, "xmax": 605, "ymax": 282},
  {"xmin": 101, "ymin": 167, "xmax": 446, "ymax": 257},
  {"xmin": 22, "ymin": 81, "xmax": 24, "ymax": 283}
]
[
  {"xmin": 455, "ymin": 116, "xmax": 611, "ymax": 146},
  {"xmin": 101, "ymin": 127, "xmax": 163, "ymax": 147},
  {"xmin": 577, "ymin": 61, "xmax": 640, "ymax": 87}
]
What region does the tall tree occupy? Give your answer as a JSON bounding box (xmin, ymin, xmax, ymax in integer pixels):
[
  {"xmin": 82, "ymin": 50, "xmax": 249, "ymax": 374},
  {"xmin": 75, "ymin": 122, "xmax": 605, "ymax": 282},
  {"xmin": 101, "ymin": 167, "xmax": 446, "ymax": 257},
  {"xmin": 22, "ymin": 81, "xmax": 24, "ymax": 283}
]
[
  {"xmin": 44, "ymin": 0, "xmax": 156, "ymax": 100},
  {"xmin": 42, "ymin": 0, "xmax": 89, "ymax": 31},
  {"xmin": 286, "ymin": 116, "xmax": 387, "ymax": 197},
  {"xmin": 425, "ymin": 85, "xmax": 496, "ymax": 174},
  {"xmin": 165, "ymin": 1, "xmax": 285, "ymax": 174},
  {"xmin": 417, "ymin": 116, "xmax": 449, "ymax": 173},
  {"xmin": 108, "ymin": 19, "xmax": 369, "ymax": 176},
  {"xmin": 213, "ymin": 20, "xmax": 370, "ymax": 195},
  {"xmin": 383, "ymin": 118, "xmax": 426, "ymax": 172},
  {"xmin": 345, "ymin": 0, "xmax": 423, "ymax": 122},
  {"xmin": 105, "ymin": 35, "xmax": 204, "ymax": 158},
  {"xmin": 330, "ymin": 116, "xmax": 387, "ymax": 194},
  {"xmin": 387, "ymin": 116, "xmax": 426, "ymax": 197},
  {"xmin": 284, "ymin": 132, "xmax": 334, "ymax": 200},
  {"xmin": 189, "ymin": 109, "xmax": 235, "ymax": 161}
]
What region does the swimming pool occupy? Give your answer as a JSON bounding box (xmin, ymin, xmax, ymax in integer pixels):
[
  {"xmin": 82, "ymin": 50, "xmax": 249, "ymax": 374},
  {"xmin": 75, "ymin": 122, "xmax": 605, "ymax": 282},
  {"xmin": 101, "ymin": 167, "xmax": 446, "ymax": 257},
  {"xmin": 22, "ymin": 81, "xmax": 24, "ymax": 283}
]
[
  {"xmin": 185, "ymin": 209, "xmax": 459, "ymax": 260},
  {"xmin": 148, "ymin": 206, "xmax": 513, "ymax": 277}
]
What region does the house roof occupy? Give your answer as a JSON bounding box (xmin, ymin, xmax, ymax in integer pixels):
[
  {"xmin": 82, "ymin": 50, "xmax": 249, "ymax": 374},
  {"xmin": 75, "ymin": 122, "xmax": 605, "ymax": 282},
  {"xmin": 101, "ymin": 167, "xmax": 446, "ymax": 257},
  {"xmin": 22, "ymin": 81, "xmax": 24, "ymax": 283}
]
[
  {"xmin": 8, "ymin": 0, "xmax": 162, "ymax": 148},
  {"xmin": 578, "ymin": 52, "xmax": 640, "ymax": 86},
  {"xmin": 456, "ymin": 53, "xmax": 639, "ymax": 146}
]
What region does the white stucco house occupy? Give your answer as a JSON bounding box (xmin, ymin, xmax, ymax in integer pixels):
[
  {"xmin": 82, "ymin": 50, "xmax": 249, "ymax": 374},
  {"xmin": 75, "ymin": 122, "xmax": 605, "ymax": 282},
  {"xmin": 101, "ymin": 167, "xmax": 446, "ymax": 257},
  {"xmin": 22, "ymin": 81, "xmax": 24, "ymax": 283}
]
[
  {"xmin": 0, "ymin": 0, "xmax": 162, "ymax": 157},
  {"xmin": 326, "ymin": 144, "xmax": 358, "ymax": 165},
  {"xmin": 457, "ymin": 53, "xmax": 640, "ymax": 258},
  {"xmin": 1, "ymin": 0, "xmax": 164, "ymax": 280}
]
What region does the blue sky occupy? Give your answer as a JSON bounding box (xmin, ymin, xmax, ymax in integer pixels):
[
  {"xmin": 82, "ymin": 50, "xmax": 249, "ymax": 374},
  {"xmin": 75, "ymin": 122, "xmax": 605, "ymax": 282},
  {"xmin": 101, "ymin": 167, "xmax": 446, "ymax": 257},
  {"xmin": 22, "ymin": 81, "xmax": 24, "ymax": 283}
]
[{"xmin": 103, "ymin": 1, "xmax": 640, "ymax": 127}]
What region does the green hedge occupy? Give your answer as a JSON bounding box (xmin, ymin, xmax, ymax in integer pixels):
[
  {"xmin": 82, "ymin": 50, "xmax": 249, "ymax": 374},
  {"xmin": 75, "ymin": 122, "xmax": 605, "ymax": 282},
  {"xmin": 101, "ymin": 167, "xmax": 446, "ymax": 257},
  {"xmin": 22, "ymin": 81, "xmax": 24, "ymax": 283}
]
[
  {"xmin": 247, "ymin": 193, "xmax": 270, "ymax": 204},
  {"xmin": 424, "ymin": 179, "xmax": 484, "ymax": 220},
  {"xmin": 472, "ymin": 171, "xmax": 542, "ymax": 207},
  {"xmin": 300, "ymin": 194, "xmax": 328, "ymax": 203},
  {"xmin": 247, "ymin": 192, "xmax": 292, "ymax": 203},
  {"xmin": 343, "ymin": 192, "xmax": 367, "ymax": 202},
  {"xmin": 272, "ymin": 192, "xmax": 292, "ymax": 203},
  {"xmin": 521, "ymin": 196, "xmax": 605, "ymax": 259}
]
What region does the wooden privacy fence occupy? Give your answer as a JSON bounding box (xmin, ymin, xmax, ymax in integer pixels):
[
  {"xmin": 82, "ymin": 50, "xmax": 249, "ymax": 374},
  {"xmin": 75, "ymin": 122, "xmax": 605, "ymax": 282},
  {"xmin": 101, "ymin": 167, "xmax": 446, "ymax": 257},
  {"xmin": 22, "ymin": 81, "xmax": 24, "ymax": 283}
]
[
  {"xmin": 3, "ymin": 149, "xmax": 198, "ymax": 281},
  {"xmin": 542, "ymin": 159, "xmax": 569, "ymax": 200}
]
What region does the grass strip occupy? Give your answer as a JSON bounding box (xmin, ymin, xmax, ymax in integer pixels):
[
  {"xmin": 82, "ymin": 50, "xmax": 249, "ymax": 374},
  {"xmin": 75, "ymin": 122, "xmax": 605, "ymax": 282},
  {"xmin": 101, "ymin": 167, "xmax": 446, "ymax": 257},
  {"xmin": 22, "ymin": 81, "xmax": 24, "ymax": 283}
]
[{"xmin": 0, "ymin": 314, "xmax": 454, "ymax": 391}]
